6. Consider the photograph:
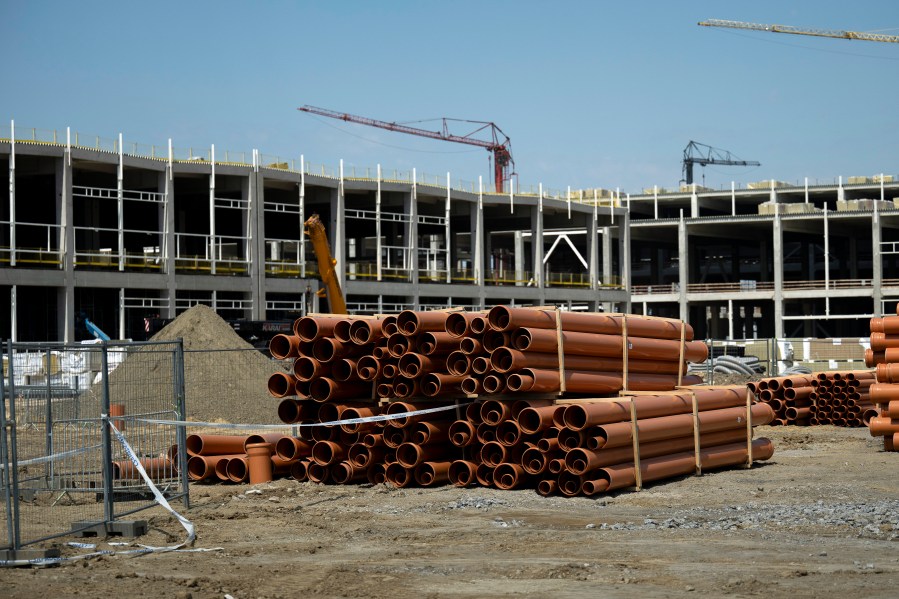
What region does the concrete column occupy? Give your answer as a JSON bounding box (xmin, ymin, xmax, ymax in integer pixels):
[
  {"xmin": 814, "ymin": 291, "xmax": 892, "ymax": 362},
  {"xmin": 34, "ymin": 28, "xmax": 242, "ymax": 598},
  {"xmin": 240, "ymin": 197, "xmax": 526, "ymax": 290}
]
[
  {"xmin": 117, "ymin": 133, "xmax": 124, "ymax": 271},
  {"xmin": 690, "ymin": 184, "xmax": 698, "ymax": 218},
  {"xmin": 531, "ymin": 203, "xmax": 544, "ymax": 290},
  {"xmin": 405, "ymin": 190, "xmax": 419, "ymax": 291},
  {"xmin": 473, "ymin": 180, "xmax": 485, "ymax": 288},
  {"xmin": 601, "ymin": 226, "xmax": 613, "ymax": 311},
  {"xmin": 10, "ymin": 285, "xmax": 16, "ymax": 342},
  {"xmin": 773, "ymin": 213, "xmax": 784, "ymax": 339},
  {"xmin": 57, "ymin": 153, "xmax": 75, "ymax": 342},
  {"xmin": 849, "ymin": 235, "xmax": 858, "ymax": 279},
  {"xmin": 678, "ymin": 214, "xmax": 688, "ymax": 323},
  {"xmin": 8, "ymin": 121, "xmax": 15, "ymax": 267},
  {"xmin": 248, "ymin": 171, "xmax": 264, "ymax": 319},
  {"xmin": 162, "ymin": 163, "xmax": 176, "ymax": 318},
  {"xmin": 873, "ymin": 207, "xmax": 883, "ymax": 317},
  {"xmin": 209, "ymin": 146, "xmax": 216, "ymax": 275},
  {"xmin": 587, "ymin": 213, "xmax": 598, "ymax": 292},
  {"xmin": 329, "ymin": 186, "xmax": 345, "ymax": 295},
  {"xmin": 514, "ymin": 230, "xmax": 524, "ymax": 287},
  {"xmin": 619, "ymin": 211, "xmax": 631, "ymax": 313}
]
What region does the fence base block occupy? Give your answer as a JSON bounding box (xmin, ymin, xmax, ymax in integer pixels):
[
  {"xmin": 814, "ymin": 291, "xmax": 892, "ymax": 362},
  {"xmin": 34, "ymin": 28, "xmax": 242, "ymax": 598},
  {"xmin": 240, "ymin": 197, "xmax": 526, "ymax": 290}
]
[
  {"xmin": 70, "ymin": 520, "xmax": 148, "ymax": 538},
  {"xmin": 1, "ymin": 547, "xmax": 61, "ymax": 566}
]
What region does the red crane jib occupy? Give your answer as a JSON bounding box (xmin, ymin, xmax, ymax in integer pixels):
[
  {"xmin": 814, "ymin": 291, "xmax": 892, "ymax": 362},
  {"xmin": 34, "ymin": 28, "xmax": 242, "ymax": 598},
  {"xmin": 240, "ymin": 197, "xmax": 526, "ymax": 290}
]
[{"xmin": 299, "ymin": 105, "xmax": 513, "ymax": 193}]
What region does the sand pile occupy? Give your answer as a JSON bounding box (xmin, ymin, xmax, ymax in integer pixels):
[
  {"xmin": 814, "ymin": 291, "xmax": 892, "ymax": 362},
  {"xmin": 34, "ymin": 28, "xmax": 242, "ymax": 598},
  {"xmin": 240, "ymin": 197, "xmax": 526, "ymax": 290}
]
[{"xmin": 105, "ymin": 305, "xmax": 285, "ymax": 424}]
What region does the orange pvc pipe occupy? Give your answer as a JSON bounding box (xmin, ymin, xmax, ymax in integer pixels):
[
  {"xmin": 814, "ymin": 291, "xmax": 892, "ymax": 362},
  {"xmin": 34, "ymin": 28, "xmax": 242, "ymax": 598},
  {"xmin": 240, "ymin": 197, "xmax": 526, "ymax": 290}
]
[
  {"xmin": 115, "ymin": 457, "xmax": 176, "ymax": 480},
  {"xmin": 481, "ymin": 374, "xmax": 505, "ymax": 394},
  {"xmin": 445, "ymin": 312, "xmax": 477, "ymax": 338},
  {"xmin": 417, "ymin": 332, "xmax": 461, "ymax": 356},
  {"xmin": 387, "ymin": 333, "xmax": 411, "ymax": 358},
  {"xmin": 332, "ymin": 358, "xmax": 360, "ymax": 382},
  {"xmin": 397, "ymin": 310, "xmax": 450, "ymax": 336},
  {"xmin": 311, "ymin": 440, "xmax": 346, "ymax": 466},
  {"xmin": 380, "ymin": 315, "xmax": 398, "ymax": 337},
  {"xmin": 398, "ymin": 352, "xmax": 443, "ymax": 378},
  {"xmin": 496, "ymin": 420, "xmax": 524, "ymax": 446},
  {"xmin": 367, "ymin": 462, "xmax": 388, "ymax": 484},
  {"xmin": 414, "ymin": 461, "xmax": 452, "ymax": 486},
  {"xmin": 491, "ymin": 346, "xmax": 687, "ymax": 376},
  {"xmin": 493, "ymin": 463, "xmax": 529, "ymax": 490},
  {"xmin": 475, "ymin": 463, "xmax": 495, "ymax": 486},
  {"xmin": 313, "ymin": 337, "xmax": 363, "ymax": 363},
  {"xmin": 412, "ymin": 421, "xmax": 452, "ymax": 445},
  {"xmin": 470, "ymin": 316, "xmax": 488, "ymax": 335},
  {"xmin": 460, "ymin": 337, "xmax": 483, "ymax": 355},
  {"xmin": 350, "ymin": 319, "xmax": 384, "ymax": 345},
  {"xmin": 877, "ymin": 363, "xmax": 899, "ymax": 384},
  {"xmin": 356, "ymin": 355, "xmax": 381, "ymax": 381},
  {"xmin": 186, "ymin": 434, "xmax": 248, "ymax": 457},
  {"xmin": 567, "ymin": 428, "xmax": 748, "ymax": 475},
  {"xmin": 309, "ymin": 377, "xmax": 371, "ymax": 402},
  {"xmin": 294, "ymin": 315, "xmax": 344, "ymax": 342},
  {"xmin": 593, "ymin": 403, "xmax": 774, "ymax": 450},
  {"xmin": 385, "ymin": 401, "xmax": 431, "ymax": 428},
  {"xmin": 869, "ymin": 416, "xmax": 899, "ymax": 436},
  {"xmin": 482, "ymin": 330, "xmax": 509, "ymax": 353},
  {"xmin": 461, "ymin": 376, "xmax": 482, "ymax": 395},
  {"xmin": 480, "ymin": 400, "xmax": 513, "ymax": 425},
  {"xmin": 508, "ymin": 367, "xmax": 702, "ymax": 394},
  {"xmin": 471, "ymin": 357, "xmax": 492, "ymax": 375},
  {"xmin": 517, "ymin": 405, "xmax": 559, "ymax": 434},
  {"xmin": 488, "ymin": 306, "xmax": 695, "ymax": 340},
  {"xmin": 275, "ymin": 436, "xmax": 313, "ymax": 461},
  {"xmin": 597, "ymin": 438, "xmax": 774, "ymax": 492},
  {"xmin": 306, "ymin": 462, "xmax": 330, "ymax": 484},
  {"xmin": 396, "ymin": 442, "xmax": 448, "ymax": 468},
  {"xmin": 293, "ymin": 356, "xmax": 329, "ymax": 382},
  {"xmin": 870, "ymin": 333, "xmax": 899, "ymax": 351},
  {"xmin": 244, "ymin": 433, "xmax": 284, "ymax": 452},
  {"xmin": 513, "ymin": 327, "xmax": 707, "ymax": 362},
  {"xmin": 267, "ymin": 372, "xmax": 297, "ymax": 398},
  {"xmin": 246, "ymin": 443, "xmax": 274, "ymax": 485},
  {"xmin": 446, "ymin": 351, "xmax": 471, "ymax": 376},
  {"xmin": 521, "ymin": 447, "xmax": 551, "ymax": 475},
  {"xmin": 537, "ymin": 479, "xmax": 557, "ymax": 496},
  {"xmin": 563, "ymin": 388, "xmax": 745, "ymax": 430},
  {"xmin": 333, "ymin": 319, "xmax": 354, "ymax": 343},
  {"xmin": 331, "ymin": 461, "xmax": 367, "ymax": 484},
  {"xmin": 226, "ymin": 456, "xmax": 250, "ymax": 483},
  {"xmin": 449, "ymin": 420, "xmax": 477, "ymax": 447},
  {"xmin": 870, "ymin": 383, "xmax": 899, "ymax": 403},
  {"xmin": 476, "ymin": 423, "xmax": 497, "ymax": 443},
  {"xmin": 448, "ymin": 460, "xmax": 478, "ymax": 486},
  {"xmin": 269, "ymin": 334, "xmax": 302, "ymax": 360}
]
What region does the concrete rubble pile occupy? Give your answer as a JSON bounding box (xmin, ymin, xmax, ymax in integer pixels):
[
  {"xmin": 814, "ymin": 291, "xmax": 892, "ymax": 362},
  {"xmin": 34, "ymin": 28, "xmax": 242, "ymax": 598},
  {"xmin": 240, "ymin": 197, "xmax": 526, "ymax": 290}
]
[
  {"xmin": 748, "ymin": 371, "xmax": 876, "ymax": 427},
  {"xmin": 191, "ymin": 307, "xmax": 775, "ymax": 494},
  {"xmin": 865, "ymin": 311, "xmax": 899, "ymax": 452}
]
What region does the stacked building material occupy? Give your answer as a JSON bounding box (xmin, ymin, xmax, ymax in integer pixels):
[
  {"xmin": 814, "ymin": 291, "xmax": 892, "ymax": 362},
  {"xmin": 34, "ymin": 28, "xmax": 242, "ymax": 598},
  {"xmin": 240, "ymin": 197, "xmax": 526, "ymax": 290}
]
[
  {"xmin": 184, "ymin": 433, "xmax": 298, "ymax": 484},
  {"xmin": 865, "ymin": 314, "xmax": 899, "ymax": 451},
  {"xmin": 749, "ymin": 371, "xmax": 876, "ymax": 427},
  {"xmin": 235, "ymin": 308, "xmax": 770, "ymax": 492},
  {"xmin": 447, "ymin": 388, "xmax": 774, "ymax": 496}
]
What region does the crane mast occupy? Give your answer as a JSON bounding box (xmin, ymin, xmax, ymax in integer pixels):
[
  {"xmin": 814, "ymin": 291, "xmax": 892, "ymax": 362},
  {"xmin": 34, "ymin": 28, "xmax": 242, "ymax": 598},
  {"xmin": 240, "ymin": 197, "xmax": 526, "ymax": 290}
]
[
  {"xmin": 699, "ymin": 19, "xmax": 899, "ymax": 44},
  {"xmin": 298, "ymin": 105, "xmax": 514, "ymax": 193}
]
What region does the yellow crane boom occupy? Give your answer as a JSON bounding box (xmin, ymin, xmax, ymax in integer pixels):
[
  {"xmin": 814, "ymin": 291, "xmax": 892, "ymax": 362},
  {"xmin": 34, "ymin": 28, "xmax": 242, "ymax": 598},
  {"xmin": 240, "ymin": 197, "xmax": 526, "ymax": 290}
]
[
  {"xmin": 304, "ymin": 213, "xmax": 347, "ymax": 315},
  {"xmin": 699, "ymin": 19, "xmax": 899, "ymax": 44}
]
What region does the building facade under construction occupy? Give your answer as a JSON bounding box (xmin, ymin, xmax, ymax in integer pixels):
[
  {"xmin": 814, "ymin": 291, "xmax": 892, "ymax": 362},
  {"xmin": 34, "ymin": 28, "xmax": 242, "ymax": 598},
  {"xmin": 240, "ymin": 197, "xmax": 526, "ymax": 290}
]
[{"xmin": 1, "ymin": 124, "xmax": 897, "ymax": 342}]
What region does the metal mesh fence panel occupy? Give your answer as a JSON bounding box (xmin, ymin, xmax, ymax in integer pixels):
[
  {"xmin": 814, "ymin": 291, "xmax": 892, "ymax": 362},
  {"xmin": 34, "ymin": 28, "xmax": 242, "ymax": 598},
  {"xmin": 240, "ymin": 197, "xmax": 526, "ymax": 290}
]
[{"xmin": 1, "ymin": 340, "xmax": 186, "ymax": 550}]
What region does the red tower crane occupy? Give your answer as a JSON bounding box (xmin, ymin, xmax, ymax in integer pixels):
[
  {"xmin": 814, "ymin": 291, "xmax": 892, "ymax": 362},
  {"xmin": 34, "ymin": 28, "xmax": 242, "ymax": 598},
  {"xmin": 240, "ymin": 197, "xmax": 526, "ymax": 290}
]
[{"xmin": 298, "ymin": 105, "xmax": 514, "ymax": 193}]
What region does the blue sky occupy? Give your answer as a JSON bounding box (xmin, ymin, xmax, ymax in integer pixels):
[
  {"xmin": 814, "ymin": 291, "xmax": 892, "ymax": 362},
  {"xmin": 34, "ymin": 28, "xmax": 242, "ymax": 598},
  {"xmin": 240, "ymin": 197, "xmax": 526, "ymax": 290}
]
[{"xmin": 1, "ymin": 1, "xmax": 897, "ymax": 193}]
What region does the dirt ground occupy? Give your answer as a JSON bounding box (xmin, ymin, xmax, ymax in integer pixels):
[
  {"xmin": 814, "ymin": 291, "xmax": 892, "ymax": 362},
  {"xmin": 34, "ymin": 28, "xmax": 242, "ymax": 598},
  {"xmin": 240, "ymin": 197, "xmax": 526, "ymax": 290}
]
[{"xmin": 2, "ymin": 425, "xmax": 897, "ymax": 598}]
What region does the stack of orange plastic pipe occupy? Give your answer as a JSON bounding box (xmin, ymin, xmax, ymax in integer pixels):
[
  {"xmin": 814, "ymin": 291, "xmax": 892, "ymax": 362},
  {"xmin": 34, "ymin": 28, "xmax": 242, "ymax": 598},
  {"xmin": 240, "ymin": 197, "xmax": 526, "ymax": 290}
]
[
  {"xmin": 251, "ymin": 308, "xmax": 772, "ymax": 493},
  {"xmin": 749, "ymin": 371, "xmax": 876, "ymax": 427},
  {"xmin": 274, "ymin": 396, "xmax": 462, "ymax": 486},
  {"xmin": 866, "ymin": 312, "xmax": 899, "ymax": 451},
  {"xmin": 184, "ymin": 433, "xmax": 300, "ymax": 484},
  {"xmin": 446, "ymin": 388, "xmax": 774, "ymax": 496}
]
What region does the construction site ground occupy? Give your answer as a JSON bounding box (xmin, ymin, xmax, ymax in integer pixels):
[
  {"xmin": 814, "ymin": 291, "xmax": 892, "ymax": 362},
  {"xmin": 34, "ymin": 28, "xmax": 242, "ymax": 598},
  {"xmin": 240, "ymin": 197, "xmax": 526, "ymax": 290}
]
[{"xmin": 3, "ymin": 425, "xmax": 897, "ymax": 598}]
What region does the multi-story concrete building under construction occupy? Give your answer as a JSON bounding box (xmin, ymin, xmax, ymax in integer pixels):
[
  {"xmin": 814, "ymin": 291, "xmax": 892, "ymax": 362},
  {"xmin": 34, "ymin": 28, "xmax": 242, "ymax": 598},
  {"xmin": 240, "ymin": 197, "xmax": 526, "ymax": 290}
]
[{"xmin": 1, "ymin": 123, "xmax": 897, "ymax": 342}]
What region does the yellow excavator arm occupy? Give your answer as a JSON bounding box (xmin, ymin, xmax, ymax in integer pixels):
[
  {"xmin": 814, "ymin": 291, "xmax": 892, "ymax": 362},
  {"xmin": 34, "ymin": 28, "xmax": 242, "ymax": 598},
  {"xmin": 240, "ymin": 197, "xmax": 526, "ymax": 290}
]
[{"xmin": 304, "ymin": 213, "xmax": 347, "ymax": 314}]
